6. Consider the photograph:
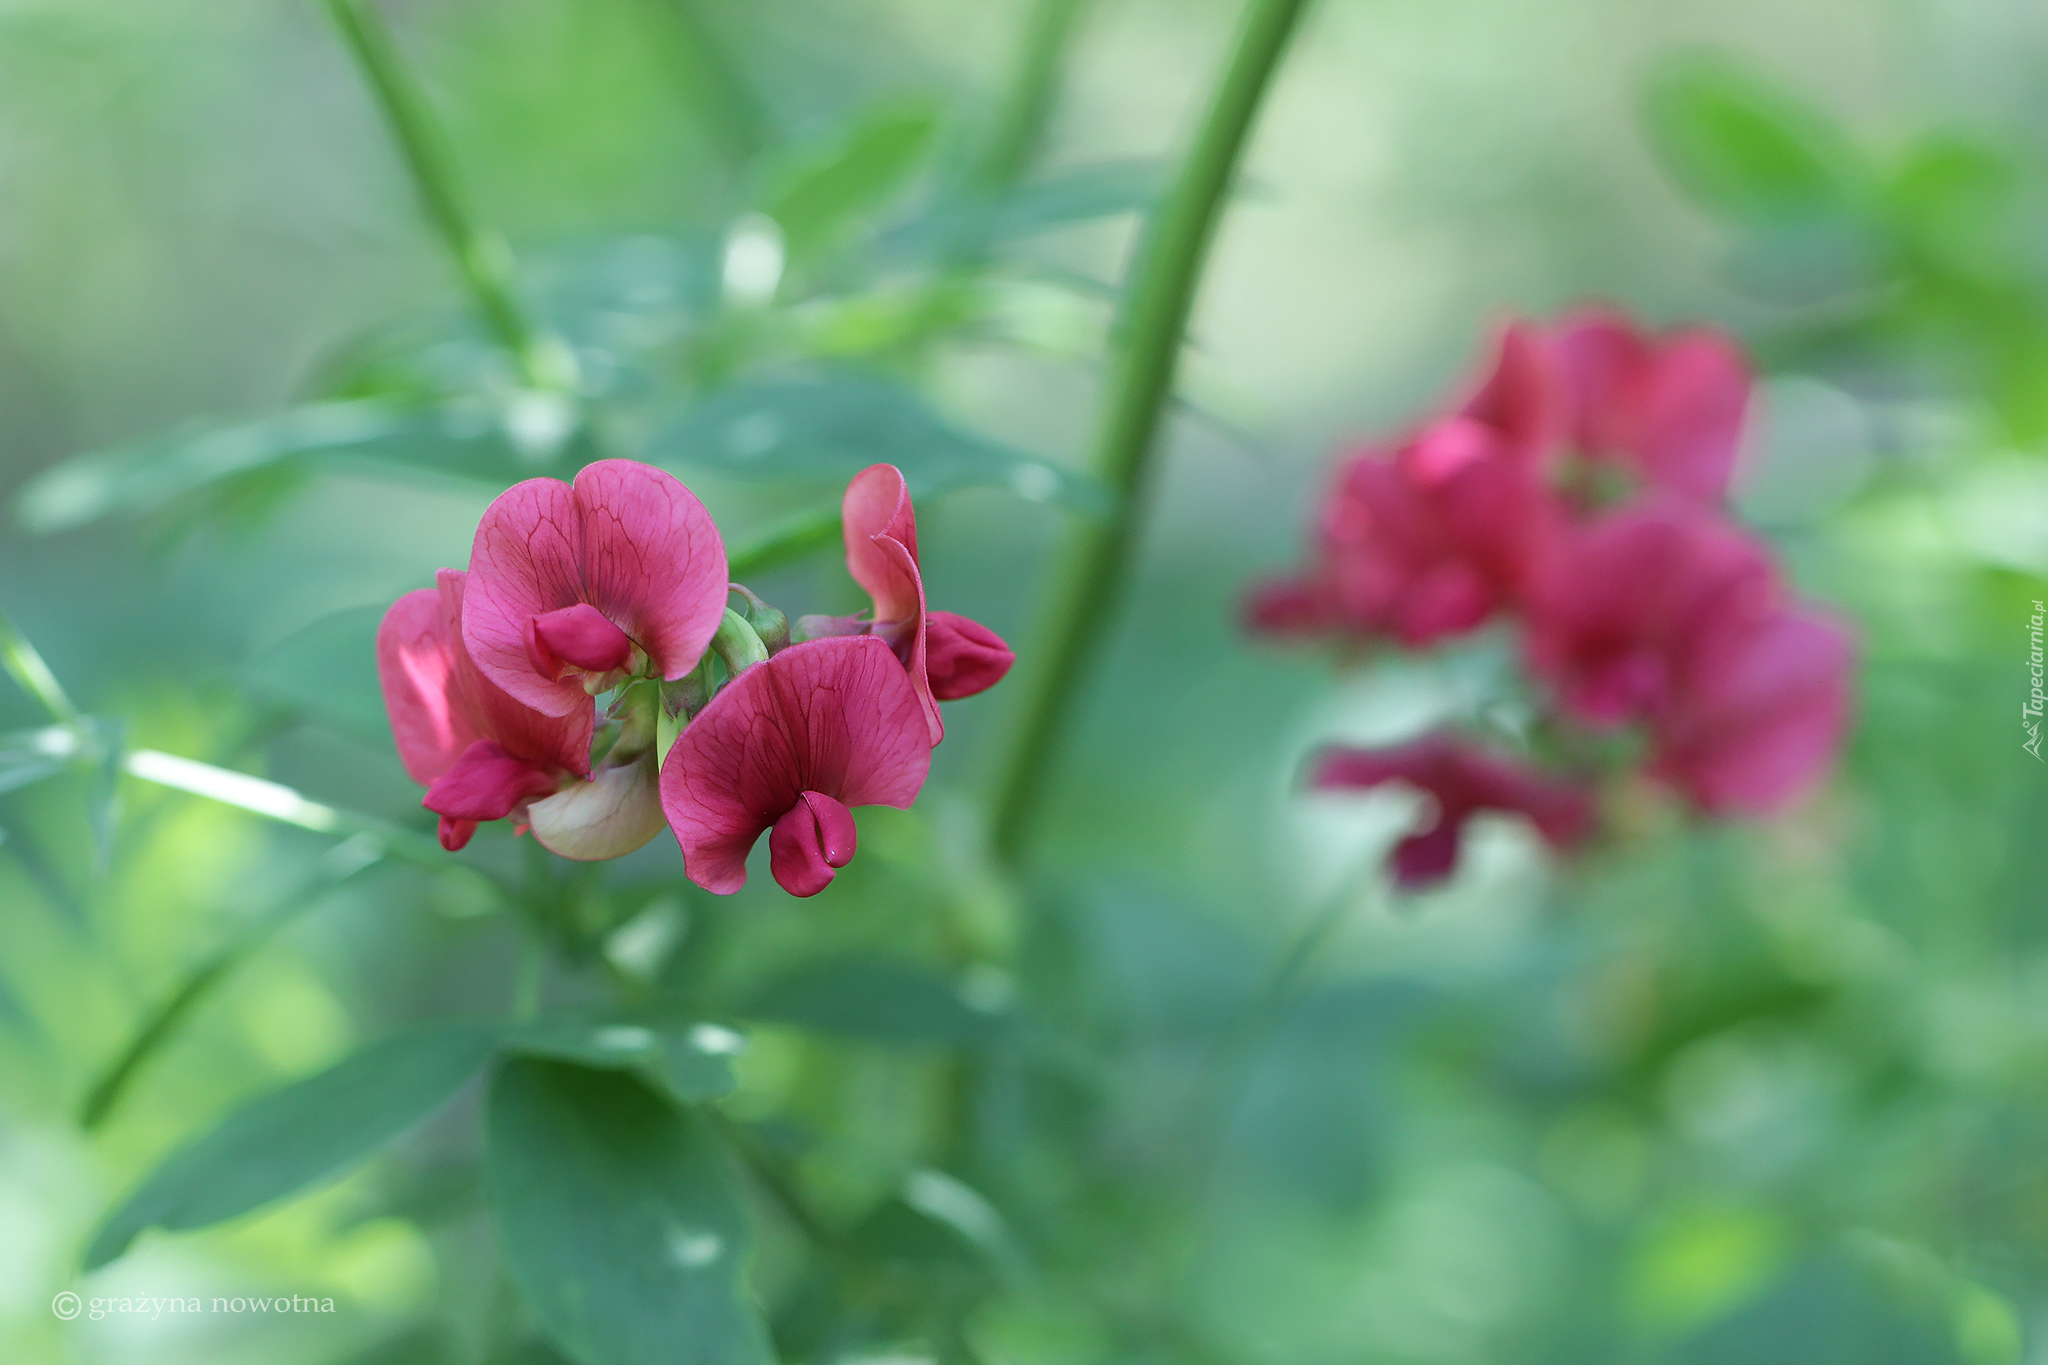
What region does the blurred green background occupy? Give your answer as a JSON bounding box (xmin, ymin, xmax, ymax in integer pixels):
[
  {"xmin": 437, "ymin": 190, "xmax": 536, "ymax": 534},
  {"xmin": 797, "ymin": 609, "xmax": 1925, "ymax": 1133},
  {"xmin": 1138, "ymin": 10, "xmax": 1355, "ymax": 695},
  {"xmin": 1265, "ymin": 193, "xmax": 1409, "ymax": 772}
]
[{"xmin": 3, "ymin": 0, "xmax": 2047, "ymax": 1362}]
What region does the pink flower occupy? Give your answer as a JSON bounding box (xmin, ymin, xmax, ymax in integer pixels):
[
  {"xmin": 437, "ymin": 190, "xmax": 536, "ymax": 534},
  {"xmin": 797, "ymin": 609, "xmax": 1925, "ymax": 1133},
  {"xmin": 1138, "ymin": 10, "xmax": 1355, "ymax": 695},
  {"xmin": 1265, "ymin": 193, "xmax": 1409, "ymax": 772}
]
[
  {"xmin": 1312, "ymin": 733, "xmax": 1593, "ymax": 887},
  {"xmin": 1524, "ymin": 498, "xmax": 1779, "ymax": 726},
  {"xmin": 378, "ymin": 570, "xmax": 593, "ymax": 852},
  {"xmin": 658, "ymin": 635, "xmax": 932, "ymax": 897},
  {"xmin": 1649, "ymin": 604, "xmax": 1854, "ymax": 814},
  {"xmin": 463, "ymin": 459, "xmax": 728, "ymax": 718},
  {"xmin": 1247, "ymin": 417, "xmax": 1564, "ymax": 647},
  {"xmin": 803, "ymin": 464, "xmax": 1014, "ymax": 742},
  {"xmin": 1551, "ymin": 309, "xmax": 1750, "ymax": 503}
]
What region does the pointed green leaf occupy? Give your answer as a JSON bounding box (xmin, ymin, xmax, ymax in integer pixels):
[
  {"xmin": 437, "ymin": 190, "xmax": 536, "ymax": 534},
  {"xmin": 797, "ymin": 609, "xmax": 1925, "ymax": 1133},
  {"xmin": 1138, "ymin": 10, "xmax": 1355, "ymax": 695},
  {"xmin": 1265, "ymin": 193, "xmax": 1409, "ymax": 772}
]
[
  {"xmin": 740, "ymin": 957, "xmax": 1004, "ymax": 1047},
  {"xmin": 486, "ymin": 1058, "xmax": 772, "ymax": 1365},
  {"xmin": 505, "ymin": 1014, "xmax": 742, "ymax": 1104},
  {"xmin": 761, "ymin": 101, "xmax": 941, "ymax": 263},
  {"xmin": 84, "ymin": 1023, "xmax": 500, "ymax": 1269},
  {"xmin": 650, "ymin": 367, "xmax": 1103, "ymax": 512},
  {"xmin": 247, "ymin": 604, "xmax": 391, "ymax": 745}
]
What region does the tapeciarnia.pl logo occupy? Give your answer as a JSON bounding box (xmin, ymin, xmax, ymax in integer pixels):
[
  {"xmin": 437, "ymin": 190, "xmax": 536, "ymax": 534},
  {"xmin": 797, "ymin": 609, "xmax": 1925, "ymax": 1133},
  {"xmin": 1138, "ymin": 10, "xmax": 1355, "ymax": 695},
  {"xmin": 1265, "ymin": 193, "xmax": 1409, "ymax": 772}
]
[{"xmin": 2027, "ymin": 599, "xmax": 2045, "ymax": 761}]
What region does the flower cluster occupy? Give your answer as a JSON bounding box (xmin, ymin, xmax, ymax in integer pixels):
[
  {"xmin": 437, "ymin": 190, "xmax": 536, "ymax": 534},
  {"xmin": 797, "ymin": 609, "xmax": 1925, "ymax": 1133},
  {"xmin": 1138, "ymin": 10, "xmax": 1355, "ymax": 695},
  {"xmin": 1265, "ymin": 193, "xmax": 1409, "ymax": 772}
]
[
  {"xmin": 1251, "ymin": 309, "xmax": 1855, "ymax": 887},
  {"xmin": 377, "ymin": 459, "xmax": 1013, "ymax": 896}
]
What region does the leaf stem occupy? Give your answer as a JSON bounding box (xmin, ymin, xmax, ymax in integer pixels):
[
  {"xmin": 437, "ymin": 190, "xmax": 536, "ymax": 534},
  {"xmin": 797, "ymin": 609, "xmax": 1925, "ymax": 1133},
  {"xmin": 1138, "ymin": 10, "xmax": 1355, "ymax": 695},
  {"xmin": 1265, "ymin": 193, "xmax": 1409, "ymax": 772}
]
[
  {"xmin": 0, "ymin": 609, "xmax": 81, "ymax": 724},
  {"xmin": 79, "ymin": 836, "xmax": 386, "ymax": 1130},
  {"xmin": 971, "ymin": 0, "xmax": 1093, "ymax": 197},
  {"xmin": 323, "ymin": 0, "xmax": 573, "ymax": 392},
  {"xmin": 988, "ymin": 0, "xmax": 1313, "ymax": 864}
]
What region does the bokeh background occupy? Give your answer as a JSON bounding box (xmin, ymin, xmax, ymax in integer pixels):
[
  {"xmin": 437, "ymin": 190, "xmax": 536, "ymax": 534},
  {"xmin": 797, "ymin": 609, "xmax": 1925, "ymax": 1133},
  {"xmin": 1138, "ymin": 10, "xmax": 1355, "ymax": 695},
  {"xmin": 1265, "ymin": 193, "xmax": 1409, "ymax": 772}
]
[{"xmin": 3, "ymin": 0, "xmax": 2047, "ymax": 1362}]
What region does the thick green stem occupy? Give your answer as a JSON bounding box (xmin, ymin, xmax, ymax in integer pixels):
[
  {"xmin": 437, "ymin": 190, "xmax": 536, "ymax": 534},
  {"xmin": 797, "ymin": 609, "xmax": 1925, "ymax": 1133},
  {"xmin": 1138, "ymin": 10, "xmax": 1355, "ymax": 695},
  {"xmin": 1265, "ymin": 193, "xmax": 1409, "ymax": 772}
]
[
  {"xmin": 0, "ymin": 608, "xmax": 80, "ymax": 724},
  {"xmin": 989, "ymin": 0, "xmax": 1312, "ymax": 864},
  {"xmin": 324, "ymin": 0, "xmax": 573, "ymax": 391}
]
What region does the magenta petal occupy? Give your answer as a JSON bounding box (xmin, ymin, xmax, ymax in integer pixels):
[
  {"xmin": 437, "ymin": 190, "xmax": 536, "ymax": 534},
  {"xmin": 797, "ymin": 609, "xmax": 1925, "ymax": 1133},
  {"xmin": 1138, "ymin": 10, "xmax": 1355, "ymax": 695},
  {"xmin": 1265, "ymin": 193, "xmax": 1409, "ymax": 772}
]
[
  {"xmin": 767, "ymin": 792, "xmax": 857, "ymax": 897},
  {"xmin": 379, "ymin": 587, "xmax": 487, "ymax": 786},
  {"xmin": 1638, "ymin": 330, "xmax": 1749, "ymax": 502},
  {"xmin": 1457, "ymin": 321, "xmax": 1560, "ymax": 465},
  {"xmin": 924, "ymin": 612, "xmax": 1014, "ymax": 700},
  {"xmin": 465, "ymin": 460, "xmax": 727, "ymax": 715},
  {"xmin": 843, "ymin": 464, "xmax": 922, "ymax": 625},
  {"xmin": 660, "ymin": 636, "xmax": 931, "ymax": 895},
  {"xmin": 379, "ymin": 572, "xmax": 592, "ymax": 788},
  {"xmin": 438, "ymin": 816, "xmax": 479, "ymax": 852},
  {"xmin": 527, "ymin": 602, "xmax": 634, "ymax": 678},
  {"xmin": 423, "ymin": 739, "xmax": 563, "ymax": 823},
  {"xmin": 1391, "ymin": 821, "xmax": 1463, "ymax": 888}
]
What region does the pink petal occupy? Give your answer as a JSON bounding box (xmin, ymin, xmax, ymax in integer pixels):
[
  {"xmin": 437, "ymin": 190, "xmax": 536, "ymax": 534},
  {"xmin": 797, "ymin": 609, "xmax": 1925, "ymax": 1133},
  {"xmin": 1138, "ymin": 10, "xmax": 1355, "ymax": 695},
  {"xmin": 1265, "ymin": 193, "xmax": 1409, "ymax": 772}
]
[
  {"xmin": 843, "ymin": 464, "xmax": 921, "ymax": 624},
  {"xmin": 423, "ymin": 739, "xmax": 564, "ymax": 823},
  {"xmin": 1652, "ymin": 607, "xmax": 1854, "ymax": 813},
  {"xmin": 924, "ymin": 611, "xmax": 1014, "ymax": 700},
  {"xmin": 1552, "ymin": 309, "xmax": 1650, "ymax": 457},
  {"xmin": 659, "ymin": 636, "xmax": 931, "ymax": 894},
  {"xmin": 767, "ymin": 791, "xmax": 859, "ymax": 897},
  {"xmin": 379, "ymin": 573, "xmax": 592, "ymax": 788},
  {"xmin": 378, "ymin": 587, "xmax": 486, "ymax": 786},
  {"xmin": 1456, "ymin": 320, "xmax": 1560, "ymax": 465},
  {"xmin": 526, "ymin": 602, "xmax": 635, "ymax": 679},
  {"xmin": 465, "ymin": 460, "xmax": 727, "ymax": 716},
  {"xmin": 1638, "ymin": 330, "xmax": 1749, "ymax": 502}
]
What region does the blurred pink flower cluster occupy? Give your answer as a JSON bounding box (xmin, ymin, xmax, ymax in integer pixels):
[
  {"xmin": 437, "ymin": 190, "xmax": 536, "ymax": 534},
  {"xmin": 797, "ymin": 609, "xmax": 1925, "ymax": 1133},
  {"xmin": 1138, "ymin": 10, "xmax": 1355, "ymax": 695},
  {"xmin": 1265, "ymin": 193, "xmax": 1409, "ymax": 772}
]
[
  {"xmin": 1250, "ymin": 309, "xmax": 1855, "ymax": 887},
  {"xmin": 377, "ymin": 460, "xmax": 1012, "ymax": 896}
]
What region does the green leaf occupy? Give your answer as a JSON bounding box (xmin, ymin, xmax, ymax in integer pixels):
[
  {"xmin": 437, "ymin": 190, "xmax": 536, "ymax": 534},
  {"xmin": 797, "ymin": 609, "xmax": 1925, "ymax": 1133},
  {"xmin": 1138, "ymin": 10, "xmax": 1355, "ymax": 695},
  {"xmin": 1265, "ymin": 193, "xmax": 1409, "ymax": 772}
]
[
  {"xmin": 885, "ymin": 158, "xmax": 1172, "ymax": 259},
  {"xmin": 247, "ymin": 604, "xmax": 391, "ymax": 745},
  {"xmin": 16, "ymin": 399, "xmax": 565, "ymax": 534},
  {"xmin": 0, "ymin": 725, "xmax": 70, "ymax": 797},
  {"xmin": 761, "ymin": 101, "xmax": 942, "ymax": 264},
  {"xmin": 504, "ymin": 1013, "xmax": 743, "ymax": 1104},
  {"xmin": 1643, "ymin": 53, "xmax": 1866, "ymax": 227},
  {"xmin": 485, "ymin": 1058, "xmax": 773, "ymax": 1365},
  {"xmin": 84, "ymin": 1023, "xmax": 500, "ymax": 1269},
  {"xmin": 649, "ymin": 367, "xmax": 1103, "ymax": 512},
  {"xmin": 740, "ymin": 957, "xmax": 1004, "ymax": 1047}
]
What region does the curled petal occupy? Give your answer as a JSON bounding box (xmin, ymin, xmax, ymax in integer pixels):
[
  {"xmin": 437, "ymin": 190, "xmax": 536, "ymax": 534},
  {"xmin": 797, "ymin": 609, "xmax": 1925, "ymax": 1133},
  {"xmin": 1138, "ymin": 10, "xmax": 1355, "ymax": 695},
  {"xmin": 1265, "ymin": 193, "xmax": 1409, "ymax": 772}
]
[
  {"xmin": 843, "ymin": 464, "xmax": 921, "ymax": 625},
  {"xmin": 527, "ymin": 753, "xmax": 669, "ymax": 861},
  {"xmin": 767, "ymin": 791, "xmax": 860, "ymax": 897},
  {"xmin": 466, "ymin": 460, "xmax": 728, "ymax": 716},
  {"xmin": 423, "ymin": 739, "xmax": 563, "ymax": 825},
  {"xmin": 660, "ymin": 636, "xmax": 931, "ymax": 895},
  {"xmin": 924, "ymin": 612, "xmax": 1013, "ymax": 700},
  {"xmin": 526, "ymin": 602, "xmax": 635, "ymax": 679}
]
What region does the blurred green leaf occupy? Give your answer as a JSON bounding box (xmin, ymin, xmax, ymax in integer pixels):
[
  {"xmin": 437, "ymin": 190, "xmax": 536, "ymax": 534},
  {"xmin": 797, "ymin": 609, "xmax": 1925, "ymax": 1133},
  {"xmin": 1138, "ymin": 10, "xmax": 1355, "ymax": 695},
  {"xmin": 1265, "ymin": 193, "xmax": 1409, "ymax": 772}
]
[
  {"xmin": 740, "ymin": 956, "xmax": 1005, "ymax": 1046},
  {"xmin": 486, "ymin": 1058, "xmax": 773, "ymax": 1365},
  {"xmin": 0, "ymin": 725, "xmax": 70, "ymax": 796},
  {"xmin": 1644, "ymin": 53, "xmax": 1867, "ymax": 226},
  {"xmin": 247, "ymin": 605, "xmax": 390, "ymax": 745},
  {"xmin": 505, "ymin": 1013, "xmax": 743, "ymax": 1104},
  {"xmin": 884, "ymin": 158, "xmax": 1172, "ymax": 258},
  {"xmin": 15, "ymin": 399, "xmax": 572, "ymax": 534},
  {"xmin": 84, "ymin": 1022, "xmax": 500, "ymax": 1269},
  {"xmin": 761, "ymin": 100, "xmax": 942, "ymax": 264},
  {"xmin": 650, "ymin": 367, "xmax": 1103, "ymax": 511}
]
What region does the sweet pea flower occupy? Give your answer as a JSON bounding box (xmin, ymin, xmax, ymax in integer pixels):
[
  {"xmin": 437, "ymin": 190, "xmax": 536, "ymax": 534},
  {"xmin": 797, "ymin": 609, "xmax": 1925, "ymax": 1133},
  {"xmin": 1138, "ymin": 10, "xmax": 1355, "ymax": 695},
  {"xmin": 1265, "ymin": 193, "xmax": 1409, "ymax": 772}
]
[
  {"xmin": 799, "ymin": 464, "xmax": 1014, "ymax": 742},
  {"xmin": 1247, "ymin": 416, "xmax": 1564, "ymax": 647},
  {"xmin": 1649, "ymin": 603, "xmax": 1854, "ymax": 814},
  {"xmin": 1551, "ymin": 308, "xmax": 1750, "ymax": 503},
  {"xmin": 1523, "ymin": 498, "xmax": 1780, "ymax": 727},
  {"xmin": 380, "ymin": 569, "xmax": 667, "ymax": 857},
  {"xmin": 659, "ymin": 635, "xmax": 932, "ymax": 897},
  {"xmin": 1311, "ymin": 732, "xmax": 1593, "ymax": 887},
  {"xmin": 464, "ymin": 459, "xmax": 728, "ymax": 718}
]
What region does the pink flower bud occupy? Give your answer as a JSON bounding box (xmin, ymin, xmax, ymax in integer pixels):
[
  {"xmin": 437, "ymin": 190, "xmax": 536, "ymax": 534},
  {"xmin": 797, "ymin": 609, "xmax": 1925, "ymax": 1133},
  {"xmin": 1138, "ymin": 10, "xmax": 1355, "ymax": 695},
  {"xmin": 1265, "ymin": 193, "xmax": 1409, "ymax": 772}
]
[{"xmin": 924, "ymin": 611, "xmax": 1014, "ymax": 700}]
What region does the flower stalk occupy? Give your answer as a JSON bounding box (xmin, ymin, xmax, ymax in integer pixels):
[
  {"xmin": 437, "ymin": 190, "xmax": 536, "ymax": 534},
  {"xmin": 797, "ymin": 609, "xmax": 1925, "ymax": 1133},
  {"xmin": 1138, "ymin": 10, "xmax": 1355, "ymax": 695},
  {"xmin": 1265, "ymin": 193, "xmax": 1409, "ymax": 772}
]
[{"xmin": 990, "ymin": 0, "xmax": 1313, "ymax": 864}]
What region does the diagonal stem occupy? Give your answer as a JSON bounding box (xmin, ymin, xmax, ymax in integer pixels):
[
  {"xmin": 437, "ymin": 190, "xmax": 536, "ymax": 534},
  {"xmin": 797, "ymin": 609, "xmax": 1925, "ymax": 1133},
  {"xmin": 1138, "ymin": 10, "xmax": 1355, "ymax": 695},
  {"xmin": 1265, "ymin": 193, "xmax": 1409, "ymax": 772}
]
[
  {"xmin": 989, "ymin": 0, "xmax": 1313, "ymax": 865},
  {"xmin": 323, "ymin": 0, "xmax": 574, "ymax": 392},
  {"xmin": 0, "ymin": 607, "xmax": 81, "ymax": 725}
]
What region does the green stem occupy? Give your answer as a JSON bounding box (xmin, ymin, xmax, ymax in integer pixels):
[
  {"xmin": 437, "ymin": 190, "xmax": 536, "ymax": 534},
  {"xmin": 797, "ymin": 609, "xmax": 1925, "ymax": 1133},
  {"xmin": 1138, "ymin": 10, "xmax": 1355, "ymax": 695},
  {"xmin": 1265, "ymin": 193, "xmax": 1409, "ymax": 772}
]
[
  {"xmin": 971, "ymin": 0, "xmax": 1093, "ymax": 197},
  {"xmin": 989, "ymin": 0, "xmax": 1312, "ymax": 864},
  {"xmin": 0, "ymin": 608, "xmax": 80, "ymax": 724},
  {"xmin": 79, "ymin": 836, "xmax": 386, "ymax": 1129},
  {"xmin": 323, "ymin": 0, "xmax": 573, "ymax": 392}
]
